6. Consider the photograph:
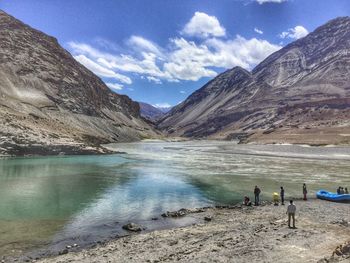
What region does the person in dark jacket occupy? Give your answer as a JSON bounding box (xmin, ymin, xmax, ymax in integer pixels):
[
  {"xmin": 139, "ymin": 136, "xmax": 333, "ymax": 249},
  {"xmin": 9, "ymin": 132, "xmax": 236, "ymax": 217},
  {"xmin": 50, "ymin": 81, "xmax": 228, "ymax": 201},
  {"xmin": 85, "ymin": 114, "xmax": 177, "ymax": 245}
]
[
  {"xmin": 337, "ymin": 187, "xmax": 341, "ymax": 195},
  {"xmin": 254, "ymin": 186, "xmax": 261, "ymax": 206},
  {"xmin": 303, "ymin": 183, "xmax": 307, "ymax": 200},
  {"xmin": 243, "ymin": 196, "xmax": 252, "ymax": 206},
  {"xmin": 280, "ymin": 186, "xmax": 285, "ymax": 205}
]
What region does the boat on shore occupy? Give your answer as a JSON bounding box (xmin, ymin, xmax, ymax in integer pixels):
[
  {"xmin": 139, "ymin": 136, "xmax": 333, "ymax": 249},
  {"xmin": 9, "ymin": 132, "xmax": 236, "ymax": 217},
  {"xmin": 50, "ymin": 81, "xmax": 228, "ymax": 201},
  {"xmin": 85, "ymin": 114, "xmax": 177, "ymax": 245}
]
[{"xmin": 316, "ymin": 190, "xmax": 350, "ymax": 203}]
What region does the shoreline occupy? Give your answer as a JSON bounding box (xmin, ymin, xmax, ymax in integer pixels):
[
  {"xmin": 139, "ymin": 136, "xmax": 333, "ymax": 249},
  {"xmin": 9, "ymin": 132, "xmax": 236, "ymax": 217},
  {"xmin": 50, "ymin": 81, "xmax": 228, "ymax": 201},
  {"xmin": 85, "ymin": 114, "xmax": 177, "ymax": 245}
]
[
  {"xmin": 10, "ymin": 199, "xmax": 349, "ymax": 263},
  {"xmin": 1, "ymin": 138, "xmax": 350, "ymax": 158}
]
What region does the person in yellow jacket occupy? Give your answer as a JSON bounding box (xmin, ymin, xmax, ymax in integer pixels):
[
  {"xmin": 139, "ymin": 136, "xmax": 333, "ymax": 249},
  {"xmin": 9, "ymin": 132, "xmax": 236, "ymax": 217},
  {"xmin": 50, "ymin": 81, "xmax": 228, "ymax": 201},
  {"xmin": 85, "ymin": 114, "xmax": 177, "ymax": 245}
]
[{"xmin": 273, "ymin": 192, "xmax": 279, "ymax": 206}]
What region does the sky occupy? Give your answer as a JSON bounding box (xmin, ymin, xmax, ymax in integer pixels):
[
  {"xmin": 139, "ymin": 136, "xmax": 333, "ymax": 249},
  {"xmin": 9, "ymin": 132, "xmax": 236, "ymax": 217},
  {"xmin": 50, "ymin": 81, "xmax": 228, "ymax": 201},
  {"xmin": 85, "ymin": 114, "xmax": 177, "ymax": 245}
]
[{"xmin": 1, "ymin": 0, "xmax": 350, "ymax": 108}]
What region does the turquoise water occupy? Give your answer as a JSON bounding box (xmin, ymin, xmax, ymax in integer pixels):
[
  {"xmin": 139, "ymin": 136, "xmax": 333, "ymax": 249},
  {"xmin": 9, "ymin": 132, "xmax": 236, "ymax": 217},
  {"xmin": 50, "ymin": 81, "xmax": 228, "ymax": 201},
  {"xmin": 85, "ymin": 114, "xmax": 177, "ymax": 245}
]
[{"xmin": 0, "ymin": 141, "xmax": 349, "ymax": 257}]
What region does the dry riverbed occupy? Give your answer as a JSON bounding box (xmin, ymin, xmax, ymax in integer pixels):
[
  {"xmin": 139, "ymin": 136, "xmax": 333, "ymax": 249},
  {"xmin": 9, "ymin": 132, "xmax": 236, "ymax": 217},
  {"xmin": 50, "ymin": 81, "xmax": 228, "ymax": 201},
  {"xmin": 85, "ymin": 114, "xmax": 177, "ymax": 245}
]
[{"xmin": 34, "ymin": 199, "xmax": 350, "ymax": 263}]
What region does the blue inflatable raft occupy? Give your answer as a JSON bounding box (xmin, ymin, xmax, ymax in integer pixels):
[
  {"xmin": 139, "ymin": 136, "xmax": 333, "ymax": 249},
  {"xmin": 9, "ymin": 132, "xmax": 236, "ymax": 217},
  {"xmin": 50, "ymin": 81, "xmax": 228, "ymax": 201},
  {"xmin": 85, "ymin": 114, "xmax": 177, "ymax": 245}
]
[{"xmin": 316, "ymin": 190, "xmax": 350, "ymax": 203}]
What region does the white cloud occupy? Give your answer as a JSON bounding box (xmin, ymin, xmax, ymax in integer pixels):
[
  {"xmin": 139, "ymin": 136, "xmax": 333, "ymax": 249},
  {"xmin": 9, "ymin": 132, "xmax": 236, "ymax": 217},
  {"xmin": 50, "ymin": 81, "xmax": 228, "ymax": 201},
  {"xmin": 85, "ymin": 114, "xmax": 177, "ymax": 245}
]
[
  {"xmin": 204, "ymin": 35, "xmax": 281, "ymax": 69},
  {"xmin": 279, "ymin": 25, "xmax": 309, "ymax": 40},
  {"xmin": 254, "ymin": 28, "xmax": 263, "ymax": 34},
  {"xmin": 146, "ymin": 76, "xmax": 162, "ymax": 84},
  {"xmin": 256, "ymin": 0, "xmax": 287, "ymax": 4},
  {"xmin": 180, "ymin": 90, "xmax": 186, "ymax": 94},
  {"xmin": 127, "ymin": 35, "xmax": 163, "ymax": 56},
  {"xmin": 68, "ymin": 12, "xmax": 281, "ymax": 86},
  {"xmin": 181, "ymin": 12, "xmax": 226, "ymax": 38},
  {"xmin": 74, "ymin": 54, "xmax": 132, "ymax": 84},
  {"xmin": 106, "ymin": 82, "xmax": 123, "ymax": 91},
  {"xmin": 153, "ymin": 103, "xmax": 172, "ymax": 108}
]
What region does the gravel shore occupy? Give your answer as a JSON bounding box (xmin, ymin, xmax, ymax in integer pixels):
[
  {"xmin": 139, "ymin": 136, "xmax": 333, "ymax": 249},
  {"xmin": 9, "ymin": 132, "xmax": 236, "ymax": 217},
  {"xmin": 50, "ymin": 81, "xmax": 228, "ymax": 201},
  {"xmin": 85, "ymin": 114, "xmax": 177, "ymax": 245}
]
[{"xmin": 36, "ymin": 199, "xmax": 350, "ymax": 263}]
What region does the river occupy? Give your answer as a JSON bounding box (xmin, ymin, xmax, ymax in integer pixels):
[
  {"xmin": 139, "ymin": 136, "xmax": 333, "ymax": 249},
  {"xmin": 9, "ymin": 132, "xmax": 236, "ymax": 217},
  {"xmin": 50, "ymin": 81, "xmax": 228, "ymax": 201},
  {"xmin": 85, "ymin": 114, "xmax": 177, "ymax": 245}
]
[{"xmin": 0, "ymin": 141, "xmax": 349, "ymax": 258}]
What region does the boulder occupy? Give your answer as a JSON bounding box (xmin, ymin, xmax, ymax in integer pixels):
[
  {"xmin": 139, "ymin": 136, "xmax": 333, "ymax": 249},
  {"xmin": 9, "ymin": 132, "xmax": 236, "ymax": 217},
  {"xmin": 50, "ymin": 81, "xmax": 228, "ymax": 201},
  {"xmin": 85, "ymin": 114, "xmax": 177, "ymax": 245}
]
[{"xmin": 122, "ymin": 223, "xmax": 142, "ymax": 232}]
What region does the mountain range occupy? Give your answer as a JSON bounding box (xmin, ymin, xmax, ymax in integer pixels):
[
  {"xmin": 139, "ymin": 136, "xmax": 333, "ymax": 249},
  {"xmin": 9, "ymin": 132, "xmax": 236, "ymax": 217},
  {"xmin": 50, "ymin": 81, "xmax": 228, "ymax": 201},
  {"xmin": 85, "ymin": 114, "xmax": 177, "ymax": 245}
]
[
  {"xmin": 158, "ymin": 17, "xmax": 350, "ymax": 145},
  {"xmin": 1, "ymin": 11, "xmax": 350, "ymax": 156},
  {"xmin": 0, "ymin": 10, "xmax": 157, "ymax": 156},
  {"xmin": 138, "ymin": 102, "xmax": 171, "ymax": 122}
]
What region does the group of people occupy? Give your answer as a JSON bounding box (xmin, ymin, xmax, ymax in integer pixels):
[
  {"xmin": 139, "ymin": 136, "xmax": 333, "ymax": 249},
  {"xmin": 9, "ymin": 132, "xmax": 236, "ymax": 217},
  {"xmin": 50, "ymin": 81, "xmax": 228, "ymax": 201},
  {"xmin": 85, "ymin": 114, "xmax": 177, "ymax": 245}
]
[
  {"xmin": 243, "ymin": 184, "xmax": 308, "ymax": 207},
  {"xmin": 242, "ymin": 183, "xmax": 348, "ymax": 229},
  {"xmin": 337, "ymin": 186, "xmax": 349, "ymax": 194},
  {"xmin": 242, "ymin": 184, "xmax": 310, "ymax": 229}
]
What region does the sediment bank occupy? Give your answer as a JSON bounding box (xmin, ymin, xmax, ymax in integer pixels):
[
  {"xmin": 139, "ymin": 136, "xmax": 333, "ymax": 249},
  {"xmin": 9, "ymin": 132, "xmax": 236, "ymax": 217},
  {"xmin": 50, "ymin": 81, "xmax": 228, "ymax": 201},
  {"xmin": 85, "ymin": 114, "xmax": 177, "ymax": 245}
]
[{"xmin": 34, "ymin": 199, "xmax": 350, "ymax": 263}]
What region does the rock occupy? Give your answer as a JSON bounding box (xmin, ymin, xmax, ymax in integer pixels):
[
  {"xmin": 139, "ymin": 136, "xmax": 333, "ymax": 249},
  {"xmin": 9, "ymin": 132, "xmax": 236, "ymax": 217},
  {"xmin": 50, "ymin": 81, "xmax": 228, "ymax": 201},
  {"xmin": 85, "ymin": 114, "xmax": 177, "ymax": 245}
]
[
  {"xmin": 151, "ymin": 217, "xmax": 158, "ymax": 220},
  {"xmin": 161, "ymin": 208, "xmax": 189, "ymax": 217},
  {"xmin": 122, "ymin": 223, "xmax": 143, "ymax": 232},
  {"xmin": 340, "ymin": 219, "xmax": 349, "ymax": 227},
  {"xmin": 204, "ymin": 216, "xmax": 212, "ymax": 222},
  {"xmin": 332, "ymin": 241, "xmax": 350, "ymax": 257},
  {"xmin": 66, "ymin": 245, "xmax": 72, "ymax": 249},
  {"xmin": 59, "ymin": 249, "xmax": 69, "ymax": 255},
  {"xmin": 169, "ymin": 240, "xmax": 178, "ymax": 246}
]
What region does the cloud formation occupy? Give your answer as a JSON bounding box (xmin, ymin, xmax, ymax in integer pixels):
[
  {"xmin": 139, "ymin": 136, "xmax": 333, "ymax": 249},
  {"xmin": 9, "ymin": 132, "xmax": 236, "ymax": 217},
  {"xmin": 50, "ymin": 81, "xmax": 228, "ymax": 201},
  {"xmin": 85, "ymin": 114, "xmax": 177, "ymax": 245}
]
[
  {"xmin": 127, "ymin": 35, "xmax": 163, "ymax": 57},
  {"xmin": 181, "ymin": 12, "xmax": 226, "ymax": 38},
  {"xmin": 153, "ymin": 103, "xmax": 172, "ymax": 108},
  {"xmin": 69, "ymin": 12, "xmax": 281, "ymax": 88},
  {"xmin": 279, "ymin": 25, "xmax": 309, "ymax": 39},
  {"xmin": 254, "ymin": 28, "xmax": 263, "ymax": 34},
  {"xmin": 74, "ymin": 54, "xmax": 132, "ymax": 84},
  {"xmin": 144, "ymin": 76, "xmax": 162, "ymax": 84},
  {"xmin": 106, "ymin": 82, "xmax": 123, "ymax": 91}
]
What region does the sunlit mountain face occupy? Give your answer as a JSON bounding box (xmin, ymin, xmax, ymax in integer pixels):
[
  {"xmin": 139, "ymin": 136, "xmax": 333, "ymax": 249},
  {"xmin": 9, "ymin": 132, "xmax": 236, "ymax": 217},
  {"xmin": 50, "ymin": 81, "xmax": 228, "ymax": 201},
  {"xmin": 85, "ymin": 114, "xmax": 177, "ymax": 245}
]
[{"xmin": 158, "ymin": 16, "xmax": 350, "ymax": 144}]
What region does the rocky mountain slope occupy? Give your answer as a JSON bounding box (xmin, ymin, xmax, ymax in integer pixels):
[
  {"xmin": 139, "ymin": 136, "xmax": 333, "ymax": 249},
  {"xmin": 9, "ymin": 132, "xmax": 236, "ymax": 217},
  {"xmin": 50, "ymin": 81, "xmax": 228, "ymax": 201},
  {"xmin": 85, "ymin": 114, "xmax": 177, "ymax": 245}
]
[
  {"xmin": 139, "ymin": 102, "xmax": 166, "ymax": 122},
  {"xmin": 158, "ymin": 17, "xmax": 350, "ymax": 145},
  {"xmin": 0, "ymin": 10, "xmax": 157, "ymax": 156}
]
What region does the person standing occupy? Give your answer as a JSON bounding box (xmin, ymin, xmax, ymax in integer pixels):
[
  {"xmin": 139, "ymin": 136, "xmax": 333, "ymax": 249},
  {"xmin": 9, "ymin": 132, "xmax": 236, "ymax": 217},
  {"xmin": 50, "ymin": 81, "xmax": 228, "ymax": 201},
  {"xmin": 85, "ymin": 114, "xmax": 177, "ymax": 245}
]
[
  {"xmin": 345, "ymin": 187, "xmax": 349, "ymax": 194},
  {"xmin": 280, "ymin": 186, "xmax": 285, "ymax": 205},
  {"xmin": 254, "ymin": 186, "xmax": 261, "ymax": 206},
  {"xmin": 303, "ymin": 183, "xmax": 307, "ymax": 200},
  {"xmin": 286, "ymin": 200, "xmax": 296, "ymax": 228}
]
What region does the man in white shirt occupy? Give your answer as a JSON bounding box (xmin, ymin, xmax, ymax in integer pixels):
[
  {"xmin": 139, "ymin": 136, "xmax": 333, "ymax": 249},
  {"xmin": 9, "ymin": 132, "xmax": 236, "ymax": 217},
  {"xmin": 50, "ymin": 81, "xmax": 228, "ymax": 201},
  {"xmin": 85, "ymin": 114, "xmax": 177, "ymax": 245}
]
[{"xmin": 286, "ymin": 200, "xmax": 296, "ymax": 228}]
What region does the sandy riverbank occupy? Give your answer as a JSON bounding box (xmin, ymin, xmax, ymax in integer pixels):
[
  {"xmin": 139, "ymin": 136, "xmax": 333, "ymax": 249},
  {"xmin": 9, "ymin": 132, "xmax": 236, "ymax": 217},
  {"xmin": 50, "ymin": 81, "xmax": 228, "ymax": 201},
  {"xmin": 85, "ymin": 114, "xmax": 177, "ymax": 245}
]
[{"xmin": 34, "ymin": 199, "xmax": 350, "ymax": 263}]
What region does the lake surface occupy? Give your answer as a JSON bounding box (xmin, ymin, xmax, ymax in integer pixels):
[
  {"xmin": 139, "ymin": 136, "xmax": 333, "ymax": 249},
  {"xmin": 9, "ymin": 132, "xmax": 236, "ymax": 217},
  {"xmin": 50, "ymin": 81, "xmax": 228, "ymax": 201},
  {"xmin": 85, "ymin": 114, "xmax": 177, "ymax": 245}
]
[{"xmin": 0, "ymin": 141, "xmax": 349, "ymax": 258}]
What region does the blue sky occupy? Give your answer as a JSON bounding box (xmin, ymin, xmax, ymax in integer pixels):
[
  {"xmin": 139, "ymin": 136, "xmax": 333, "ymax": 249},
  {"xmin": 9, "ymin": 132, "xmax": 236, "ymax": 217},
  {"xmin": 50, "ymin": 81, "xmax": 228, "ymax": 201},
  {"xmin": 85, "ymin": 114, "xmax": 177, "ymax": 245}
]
[{"xmin": 1, "ymin": 0, "xmax": 350, "ymax": 108}]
